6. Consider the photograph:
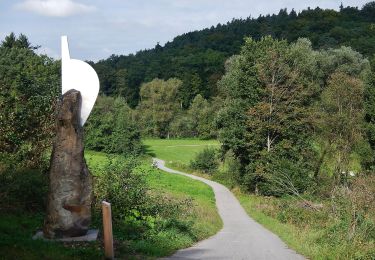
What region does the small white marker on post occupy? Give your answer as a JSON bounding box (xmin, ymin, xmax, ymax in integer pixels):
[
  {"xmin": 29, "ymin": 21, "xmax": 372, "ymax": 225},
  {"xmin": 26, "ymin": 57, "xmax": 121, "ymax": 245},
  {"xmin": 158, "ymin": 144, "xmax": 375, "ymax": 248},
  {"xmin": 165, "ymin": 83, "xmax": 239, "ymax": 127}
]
[{"xmin": 102, "ymin": 201, "xmax": 114, "ymax": 259}]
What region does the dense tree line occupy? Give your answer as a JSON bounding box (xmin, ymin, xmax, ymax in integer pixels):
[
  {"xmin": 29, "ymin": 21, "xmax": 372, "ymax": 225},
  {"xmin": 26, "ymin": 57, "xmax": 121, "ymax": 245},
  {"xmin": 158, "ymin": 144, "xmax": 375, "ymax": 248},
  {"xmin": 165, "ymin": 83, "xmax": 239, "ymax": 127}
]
[
  {"xmin": 94, "ymin": 2, "xmax": 375, "ymax": 108},
  {"xmin": 134, "ymin": 78, "xmax": 221, "ymax": 139},
  {"xmin": 217, "ymin": 36, "xmax": 374, "ymax": 195}
]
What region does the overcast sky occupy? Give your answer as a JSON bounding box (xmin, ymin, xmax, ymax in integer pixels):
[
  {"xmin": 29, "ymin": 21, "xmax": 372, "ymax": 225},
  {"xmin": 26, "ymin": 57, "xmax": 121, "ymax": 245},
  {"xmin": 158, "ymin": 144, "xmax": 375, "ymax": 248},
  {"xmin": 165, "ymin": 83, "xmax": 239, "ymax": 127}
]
[{"xmin": 0, "ymin": 0, "xmax": 370, "ymax": 61}]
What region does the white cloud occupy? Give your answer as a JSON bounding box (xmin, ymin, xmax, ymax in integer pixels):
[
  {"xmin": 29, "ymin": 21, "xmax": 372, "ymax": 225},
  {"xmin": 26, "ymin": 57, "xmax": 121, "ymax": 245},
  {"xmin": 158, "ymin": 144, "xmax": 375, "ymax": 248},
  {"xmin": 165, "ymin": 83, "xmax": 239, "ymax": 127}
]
[{"xmin": 15, "ymin": 0, "xmax": 96, "ymax": 17}]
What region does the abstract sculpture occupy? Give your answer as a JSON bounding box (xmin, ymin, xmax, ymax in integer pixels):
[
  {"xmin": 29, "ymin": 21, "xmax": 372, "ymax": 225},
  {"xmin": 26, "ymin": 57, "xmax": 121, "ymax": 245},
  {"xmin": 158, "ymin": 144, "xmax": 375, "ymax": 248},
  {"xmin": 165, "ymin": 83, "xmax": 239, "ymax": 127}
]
[
  {"xmin": 43, "ymin": 36, "xmax": 99, "ymax": 238},
  {"xmin": 61, "ymin": 35, "xmax": 99, "ymax": 126}
]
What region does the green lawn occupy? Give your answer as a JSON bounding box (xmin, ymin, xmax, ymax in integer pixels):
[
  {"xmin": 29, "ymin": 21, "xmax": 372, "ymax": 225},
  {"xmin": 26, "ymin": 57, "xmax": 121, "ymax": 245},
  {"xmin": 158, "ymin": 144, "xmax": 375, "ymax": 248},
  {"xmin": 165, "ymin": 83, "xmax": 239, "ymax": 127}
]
[
  {"xmin": 86, "ymin": 150, "xmax": 222, "ymax": 258},
  {"xmin": 143, "ymin": 139, "xmax": 220, "ymax": 168},
  {"xmin": 146, "ymin": 168, "xmax": 222, "ymax": 243},
  {"xmin": 0, "ymin": 150, "xmax": 222, "ymax": 260}
]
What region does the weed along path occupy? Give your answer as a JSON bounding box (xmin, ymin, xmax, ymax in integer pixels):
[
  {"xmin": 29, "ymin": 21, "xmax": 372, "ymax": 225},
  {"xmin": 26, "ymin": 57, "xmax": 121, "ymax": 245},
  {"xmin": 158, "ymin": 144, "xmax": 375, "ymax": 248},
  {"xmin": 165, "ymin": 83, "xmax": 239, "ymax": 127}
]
[{"xmin": 154, "ymin": 158, "xmax": 305, "ymax": 260}]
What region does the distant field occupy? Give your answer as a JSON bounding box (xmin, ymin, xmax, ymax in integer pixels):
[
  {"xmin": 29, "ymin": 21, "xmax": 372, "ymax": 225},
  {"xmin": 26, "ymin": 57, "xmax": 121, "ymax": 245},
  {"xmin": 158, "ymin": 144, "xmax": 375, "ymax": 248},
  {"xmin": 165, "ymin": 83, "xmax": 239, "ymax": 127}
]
[{"xmin": 143, "ymin": 139, "xmax": 220, "ymax": 167}]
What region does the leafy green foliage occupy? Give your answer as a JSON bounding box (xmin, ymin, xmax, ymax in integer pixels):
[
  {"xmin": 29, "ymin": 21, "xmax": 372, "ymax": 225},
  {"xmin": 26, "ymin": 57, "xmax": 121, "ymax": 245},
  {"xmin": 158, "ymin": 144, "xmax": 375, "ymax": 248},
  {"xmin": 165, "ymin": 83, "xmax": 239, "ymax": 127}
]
[
  {"xmin": 92, "ymin": 156, "xmax": 148, "ymax": 220},
  {"xmin": 218, "ymin": 37, "xmax": 317, "ymax": 195},
  {"xmin": 213, "ymin": 149, "xmax": 241, "ymax": 188},
  {"xmin": 217, "ymin": 36, "xmax": 374, "ymax": 196},
  {"xmin": 1, "ymin": 32, "xmax": 39, "ymax": 50},
  {"xmin": 318, "ymin": 73, "xmax": 365, "ymax": 184},
  {"xmin": 0, "ymin": 37, "xmax": 59, "ymax": 169},
  {"xmin": 94, "ymin": 3, "xmax": 375, "ymax": 108},
  {"xmin": 190, "ymin": 147, "xmax": 219, "ymax": 174},
  {"xmin": 136, "ymin": 78, "xmax": 182, "ymax": 138},
  {"xmin": 85, "ymin": 96, "xmax": 143, "ymax": 155}
]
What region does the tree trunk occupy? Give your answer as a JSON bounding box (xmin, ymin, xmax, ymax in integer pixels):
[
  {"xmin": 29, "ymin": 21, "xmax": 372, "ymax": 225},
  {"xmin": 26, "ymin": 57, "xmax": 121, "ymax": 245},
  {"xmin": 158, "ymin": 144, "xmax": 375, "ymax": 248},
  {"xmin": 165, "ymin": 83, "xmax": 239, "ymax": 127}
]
[{"xmin": 43, "ymin": 89, "xmax": 92, "ymax": 239}]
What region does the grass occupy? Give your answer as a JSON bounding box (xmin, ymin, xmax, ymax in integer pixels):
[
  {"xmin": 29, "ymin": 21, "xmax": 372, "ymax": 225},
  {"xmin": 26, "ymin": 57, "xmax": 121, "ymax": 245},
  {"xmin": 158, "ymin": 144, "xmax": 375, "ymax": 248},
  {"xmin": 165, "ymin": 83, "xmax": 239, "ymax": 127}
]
[
  {"xmin": 0, "ymin": 214, "xmax": 103, "ymax": 260},
  {"xmin": 146, "ymin": 167, "xmax": 222, "ymax": 240},
  {"xmin": 86, "ymin": 150, "xmax": 222, "ymax": 257},
  {"xmin": 0, "ymin": 149, "xmax": 222, "ymax": 259},
  {"xmin": 143, "ymin": 138, "xmax": 375, "ymax": 260},
  {"xmin": 236, "ymin": 192, "xmax": 375, "ymax": 260},
  {"xmin": 235, "ymin": 192, "xmax": 321, "ymax": 259},
  {"xmin": 143, "ymin": 138, "xmax": 220, "ymax": 169}
]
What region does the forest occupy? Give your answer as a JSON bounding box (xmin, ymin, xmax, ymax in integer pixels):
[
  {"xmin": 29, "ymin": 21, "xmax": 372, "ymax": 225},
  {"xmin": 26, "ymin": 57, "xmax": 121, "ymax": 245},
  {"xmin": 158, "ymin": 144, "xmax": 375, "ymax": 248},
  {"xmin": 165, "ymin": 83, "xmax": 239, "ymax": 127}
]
[
  {"xmin": 94, "ymin": 2, "xmax": 375, "ymax": 108},
  {"xmin": 0, "ymin": 1, "xmax": 375, "ymax": 259}
]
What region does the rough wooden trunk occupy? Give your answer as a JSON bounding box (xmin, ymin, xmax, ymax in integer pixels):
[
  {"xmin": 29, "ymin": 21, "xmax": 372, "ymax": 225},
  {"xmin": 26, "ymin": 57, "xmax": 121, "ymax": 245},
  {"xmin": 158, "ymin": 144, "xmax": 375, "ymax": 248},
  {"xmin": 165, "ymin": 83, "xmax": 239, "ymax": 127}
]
[{"xmin": 43, "ymin": 89, "xmax": 92, "ymax": 238}]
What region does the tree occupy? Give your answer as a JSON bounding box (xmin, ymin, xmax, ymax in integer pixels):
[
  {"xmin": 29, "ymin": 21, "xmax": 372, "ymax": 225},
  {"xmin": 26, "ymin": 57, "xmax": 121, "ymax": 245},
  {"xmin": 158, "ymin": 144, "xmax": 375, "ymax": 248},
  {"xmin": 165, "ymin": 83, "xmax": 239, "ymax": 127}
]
[
  {"xmin": 85, "ymin": 96, "xmax": 142, "ymax": 155},
  {"xmin": 137, "ymin": 78, "xmax": 182, "ymax": 138},
  {"xmin": 319, "ymin": 73, "xmax": 365, "ymax": 184},
  {"xmin": 179, "ymin": 73, "xmax": 201, "ymax": 108},
  {"xmin": 312, "ymin": 46, "xmax": 372, "ymax": 181},
  {"xmin": 1, "ymin": 32, "xmax": 16, "ymax": 48},
  {"xmin": 0, "ymin": 38, "xmax": 59, "ymax": 169},
  {"xmin": 93, "ymin": 2, "xmax": 375, "ymax": 108},
  {"xmin": 1, "ymin": 33, "xmax": 39, "ymax": 49},
  {"xmin": 217, "ymin": 37, "xmax": 319, "ymax": 195}
]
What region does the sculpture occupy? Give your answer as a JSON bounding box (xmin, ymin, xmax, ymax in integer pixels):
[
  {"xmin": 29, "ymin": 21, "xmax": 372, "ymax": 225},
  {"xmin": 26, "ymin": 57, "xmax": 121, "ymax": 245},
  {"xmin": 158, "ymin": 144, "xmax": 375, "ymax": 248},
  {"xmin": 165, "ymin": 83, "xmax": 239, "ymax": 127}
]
[
  {"xmin": 43, "ymin": 36, "xmax": 99, "ymax": 239},
  {"xmin": 61, "ymin": 35, "xmax": 99, "ymax": 126}
]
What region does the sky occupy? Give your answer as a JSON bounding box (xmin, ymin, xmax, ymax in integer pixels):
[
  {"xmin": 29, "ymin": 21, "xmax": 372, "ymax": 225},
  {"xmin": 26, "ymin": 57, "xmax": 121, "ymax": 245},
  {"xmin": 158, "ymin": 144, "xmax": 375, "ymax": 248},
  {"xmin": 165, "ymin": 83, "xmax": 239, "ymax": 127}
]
[{"xmin": 0, "ymin": 0, "xmax": 370, "ymax": 61}]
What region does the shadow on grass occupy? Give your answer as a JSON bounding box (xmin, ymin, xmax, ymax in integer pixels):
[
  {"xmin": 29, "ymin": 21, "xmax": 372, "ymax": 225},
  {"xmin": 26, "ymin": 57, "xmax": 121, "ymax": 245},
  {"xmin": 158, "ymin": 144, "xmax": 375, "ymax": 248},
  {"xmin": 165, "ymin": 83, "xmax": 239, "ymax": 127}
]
[{"xmin": 142, "ymin": 144, "xmax": 156, "ymax": 157}]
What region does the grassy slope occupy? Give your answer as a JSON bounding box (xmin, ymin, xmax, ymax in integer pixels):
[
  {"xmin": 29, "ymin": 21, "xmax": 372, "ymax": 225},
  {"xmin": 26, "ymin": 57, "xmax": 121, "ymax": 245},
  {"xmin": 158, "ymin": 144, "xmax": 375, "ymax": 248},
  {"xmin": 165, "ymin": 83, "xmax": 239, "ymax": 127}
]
[
  {"xmin": 86, "ymin": 151, "xmax": 222, "ymax": 258},
  {"xmin": 235, "ymin": 193, "xmax": 322, "ymax": 259},
  {"xmin": 146, "ymin": 168, "xmax": 222, "ymax": 243},
  {"xmin": 0, "ymin": 150, "xmax": 221, "ymax": 260}
]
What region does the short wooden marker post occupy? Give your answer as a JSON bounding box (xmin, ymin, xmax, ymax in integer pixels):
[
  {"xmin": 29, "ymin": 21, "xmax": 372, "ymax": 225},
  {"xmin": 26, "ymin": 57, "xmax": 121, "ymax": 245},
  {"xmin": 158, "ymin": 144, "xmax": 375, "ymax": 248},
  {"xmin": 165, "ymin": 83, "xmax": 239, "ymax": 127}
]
[{"xmin": 102, "ymin": 201, "xmax": 114, "ymax": 259}]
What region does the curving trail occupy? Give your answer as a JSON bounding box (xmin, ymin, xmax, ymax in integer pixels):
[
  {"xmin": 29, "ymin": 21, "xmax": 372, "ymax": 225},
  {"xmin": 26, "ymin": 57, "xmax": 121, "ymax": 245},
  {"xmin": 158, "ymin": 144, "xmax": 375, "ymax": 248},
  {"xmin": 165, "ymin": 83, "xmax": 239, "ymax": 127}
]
[{"xmin": 154, "ymin": 158, "xmax": 305, "ymax": 260}]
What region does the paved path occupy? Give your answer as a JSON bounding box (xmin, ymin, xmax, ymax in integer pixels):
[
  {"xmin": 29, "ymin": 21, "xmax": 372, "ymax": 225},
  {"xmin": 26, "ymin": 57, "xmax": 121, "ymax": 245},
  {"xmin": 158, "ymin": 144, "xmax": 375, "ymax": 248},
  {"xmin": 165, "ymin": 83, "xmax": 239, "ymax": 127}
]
[{"xmin": 154, "ymin": 158, "xmax": 305, "ymax": 260}]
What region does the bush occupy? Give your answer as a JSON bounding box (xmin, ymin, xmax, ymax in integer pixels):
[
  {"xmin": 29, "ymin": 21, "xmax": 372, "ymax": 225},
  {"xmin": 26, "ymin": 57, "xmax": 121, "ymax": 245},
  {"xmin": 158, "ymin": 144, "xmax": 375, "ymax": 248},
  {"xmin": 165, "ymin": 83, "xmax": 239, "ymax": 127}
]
[
  {"xmin": 85, "ymin": 96, "xmax": 143, "ymax": 155},
  {"xmin": 93, "ymin": 156, "xmax": 148, "ymax": 220},
  {"xmin": 92, "ymin": 156, "xmax": 195, "ymax": 243},
  {"xmin": 213, "ymin": 150, "xmax": 241, "ymax": 188},
  {"xmin": 190, "ymin": 147, "xmax": 219, "ymax": 174}
]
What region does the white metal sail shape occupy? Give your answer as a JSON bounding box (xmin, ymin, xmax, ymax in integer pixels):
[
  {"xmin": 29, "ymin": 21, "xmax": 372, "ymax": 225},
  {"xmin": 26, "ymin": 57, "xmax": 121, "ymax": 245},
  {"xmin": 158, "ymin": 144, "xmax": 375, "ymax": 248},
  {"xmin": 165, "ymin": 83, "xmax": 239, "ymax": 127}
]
[{"xmin": 61, "ymin": 36, "xmax": 99, "ymax": 126}]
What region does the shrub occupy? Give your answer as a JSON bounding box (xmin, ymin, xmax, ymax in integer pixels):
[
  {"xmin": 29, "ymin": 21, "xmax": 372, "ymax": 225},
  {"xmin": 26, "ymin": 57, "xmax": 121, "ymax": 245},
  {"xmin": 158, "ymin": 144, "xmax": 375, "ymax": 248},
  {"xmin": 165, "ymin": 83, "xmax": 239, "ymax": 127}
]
[
  {"xmin": 92, "ymin": 156, "xmax": 195, "ymax": 243},
  {"xmin": 190, "ymin": 147, "xmax": 219, "ymax": 174},
  {"xmin": 85, "ymin": 96, "xmax": 143, "ymax": 155},
  {"xmin": 213, "ymin": 150, "xmax": 241, "ymax": 188},
  {"xmin": 93, "ymin": 156, "xmax": 148, "ymax": 220}
]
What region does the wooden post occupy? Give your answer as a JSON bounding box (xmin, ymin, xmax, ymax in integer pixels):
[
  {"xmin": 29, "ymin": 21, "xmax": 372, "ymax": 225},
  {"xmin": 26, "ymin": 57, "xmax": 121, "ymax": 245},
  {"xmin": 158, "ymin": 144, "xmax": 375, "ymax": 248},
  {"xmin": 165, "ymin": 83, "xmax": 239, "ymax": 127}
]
[{"xmin": 102, "ymin": 201, "xmax": 114, "ymax": 259}]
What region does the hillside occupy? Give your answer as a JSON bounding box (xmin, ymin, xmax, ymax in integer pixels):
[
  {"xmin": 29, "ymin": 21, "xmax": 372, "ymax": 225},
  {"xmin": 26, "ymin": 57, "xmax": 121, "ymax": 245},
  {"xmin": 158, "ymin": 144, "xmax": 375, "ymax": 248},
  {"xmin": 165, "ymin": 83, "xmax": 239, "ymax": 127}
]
[{"xmin": 94, "ymin": 2, "xmax": 375, "ymax": 107}]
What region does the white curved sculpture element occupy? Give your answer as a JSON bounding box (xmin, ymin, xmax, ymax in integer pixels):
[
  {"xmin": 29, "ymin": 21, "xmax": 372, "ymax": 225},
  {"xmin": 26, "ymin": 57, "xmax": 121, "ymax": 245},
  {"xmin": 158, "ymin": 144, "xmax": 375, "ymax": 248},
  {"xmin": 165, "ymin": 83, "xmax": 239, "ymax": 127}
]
[{"xmin": 61, "ymin": 36, "xmax": 99, "ymax": 126}]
